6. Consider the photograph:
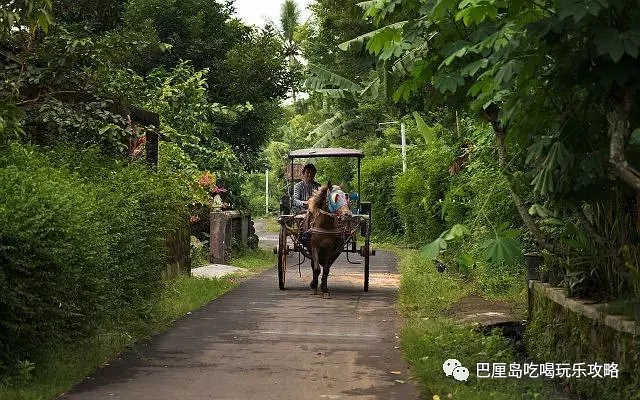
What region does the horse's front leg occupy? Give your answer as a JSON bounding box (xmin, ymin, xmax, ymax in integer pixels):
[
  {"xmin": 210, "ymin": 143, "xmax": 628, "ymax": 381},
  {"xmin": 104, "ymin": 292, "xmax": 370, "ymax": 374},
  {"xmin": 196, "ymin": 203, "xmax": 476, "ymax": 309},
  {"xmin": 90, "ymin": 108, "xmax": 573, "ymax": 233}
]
[
  {"xmin": 320, "ymin": 263, "xmax": 330, "ymax": 298},
  {"xmin": 310, "ymin": 247, "xmax": 320, "ymax": 295}
]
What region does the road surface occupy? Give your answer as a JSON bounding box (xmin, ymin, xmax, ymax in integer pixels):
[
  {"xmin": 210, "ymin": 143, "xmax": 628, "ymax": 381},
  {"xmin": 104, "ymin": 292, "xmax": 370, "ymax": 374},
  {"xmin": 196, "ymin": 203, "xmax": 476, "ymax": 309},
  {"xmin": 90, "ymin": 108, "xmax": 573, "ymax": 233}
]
[{"xmin": 61, "ymin": 221, "xmax": 420, "ymax": 400}]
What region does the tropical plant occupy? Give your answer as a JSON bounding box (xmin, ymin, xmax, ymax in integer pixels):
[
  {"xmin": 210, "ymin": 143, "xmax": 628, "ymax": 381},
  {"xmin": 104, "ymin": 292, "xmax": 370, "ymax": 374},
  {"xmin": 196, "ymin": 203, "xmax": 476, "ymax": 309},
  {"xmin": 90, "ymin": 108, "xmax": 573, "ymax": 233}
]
[
  {"xmin": 349, "ymin": 0, "xmax": 640, "ymax": 298},
  {"xmin": 275, "ymin": 0, "xmax": 303, "ymax": 102}
]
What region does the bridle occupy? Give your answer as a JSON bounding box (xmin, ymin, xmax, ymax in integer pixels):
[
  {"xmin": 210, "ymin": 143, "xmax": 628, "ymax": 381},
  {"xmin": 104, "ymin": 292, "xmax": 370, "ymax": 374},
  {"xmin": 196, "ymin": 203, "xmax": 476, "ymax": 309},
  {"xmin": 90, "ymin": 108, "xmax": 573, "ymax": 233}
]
[{"xmin": 308, "ymin": 187, "xmax": 354, "ymax": 237}]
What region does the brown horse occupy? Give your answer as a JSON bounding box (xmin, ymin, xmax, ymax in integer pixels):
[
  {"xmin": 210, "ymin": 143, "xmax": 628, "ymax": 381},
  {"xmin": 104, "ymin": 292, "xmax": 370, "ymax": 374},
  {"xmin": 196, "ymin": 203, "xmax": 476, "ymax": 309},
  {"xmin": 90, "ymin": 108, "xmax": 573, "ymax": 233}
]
[{"xmin": 307, "ymin": 183, "xmax": 352, "ymax": 296}]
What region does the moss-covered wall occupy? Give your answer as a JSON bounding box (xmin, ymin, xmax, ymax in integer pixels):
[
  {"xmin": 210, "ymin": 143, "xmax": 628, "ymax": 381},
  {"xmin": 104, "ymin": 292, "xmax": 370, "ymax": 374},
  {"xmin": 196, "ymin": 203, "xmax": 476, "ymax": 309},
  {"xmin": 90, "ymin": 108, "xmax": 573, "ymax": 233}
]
[{"xmin": 526, "ymin": 283, "xmax": 640, "ymax": 399}]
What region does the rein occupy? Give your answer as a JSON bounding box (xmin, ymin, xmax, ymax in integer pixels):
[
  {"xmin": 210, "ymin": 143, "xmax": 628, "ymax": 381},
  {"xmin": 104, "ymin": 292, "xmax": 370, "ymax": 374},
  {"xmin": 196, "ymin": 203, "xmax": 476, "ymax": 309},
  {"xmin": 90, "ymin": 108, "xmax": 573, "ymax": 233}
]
[
  {"xmin": 309, "ymin": 187, "xmax": 353, "ymax": 238},
  {"xmin": 317, "ymin": 208, "xmax": 338, "ymax": 218}
]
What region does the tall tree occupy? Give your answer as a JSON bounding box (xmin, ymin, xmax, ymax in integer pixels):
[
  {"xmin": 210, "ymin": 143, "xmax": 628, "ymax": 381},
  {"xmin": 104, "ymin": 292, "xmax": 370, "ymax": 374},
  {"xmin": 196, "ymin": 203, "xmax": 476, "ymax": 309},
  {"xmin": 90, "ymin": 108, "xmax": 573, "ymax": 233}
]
[
  {"xmin": 279, "ymin": 0, "xmax": 301, "ymax": 102},
  {"xmin": 359, "ymin": 0, "xmax": 640, "ymax": 301},
  {"xmin": 304, "ymin": 0, "xmax": 376, "ymax": 80}
]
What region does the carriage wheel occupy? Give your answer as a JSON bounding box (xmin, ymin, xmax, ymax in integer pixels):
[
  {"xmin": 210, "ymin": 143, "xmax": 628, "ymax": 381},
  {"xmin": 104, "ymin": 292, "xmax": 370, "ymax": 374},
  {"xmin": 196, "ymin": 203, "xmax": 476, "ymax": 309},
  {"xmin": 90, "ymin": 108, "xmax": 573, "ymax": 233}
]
[
  {"xmin": 278, "ymin": 224, "xmax": 287, "ymax": 290},
  {"xmin": 363, "ymin": 222, "xmax": 371, "ymax": 292}
]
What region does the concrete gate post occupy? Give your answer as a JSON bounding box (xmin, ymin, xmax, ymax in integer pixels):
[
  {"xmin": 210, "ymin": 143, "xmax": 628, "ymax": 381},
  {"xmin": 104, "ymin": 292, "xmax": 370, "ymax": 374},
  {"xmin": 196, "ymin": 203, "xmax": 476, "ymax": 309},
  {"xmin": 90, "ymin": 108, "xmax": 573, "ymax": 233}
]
[
  {"xmin": 240, "ymin": 211, "xmax": 249, "ymax": 245},
  {"xmin": 210, "ymin": 211, "xmax": 230, "ymax": 264}
]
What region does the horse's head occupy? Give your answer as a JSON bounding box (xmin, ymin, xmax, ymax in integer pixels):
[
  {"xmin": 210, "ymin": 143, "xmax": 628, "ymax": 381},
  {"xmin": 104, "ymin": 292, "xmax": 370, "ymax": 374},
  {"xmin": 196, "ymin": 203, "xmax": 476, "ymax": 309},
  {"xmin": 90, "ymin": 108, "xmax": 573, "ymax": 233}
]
[
  {"xmin": 327, "ymin": 185, "xmax": 351, "ymax": 219},
  {"xmin": 309, "ymin": 182, "xmax": 351, "ymax": 222}
]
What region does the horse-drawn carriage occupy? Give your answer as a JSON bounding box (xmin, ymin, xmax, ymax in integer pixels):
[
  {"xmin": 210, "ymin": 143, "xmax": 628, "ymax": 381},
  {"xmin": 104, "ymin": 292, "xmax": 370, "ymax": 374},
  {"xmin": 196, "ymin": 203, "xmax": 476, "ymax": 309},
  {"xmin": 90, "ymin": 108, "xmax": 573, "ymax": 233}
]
[{"xmin": 274, "ymin": 148, "xmax": 375, "ymax": 294}]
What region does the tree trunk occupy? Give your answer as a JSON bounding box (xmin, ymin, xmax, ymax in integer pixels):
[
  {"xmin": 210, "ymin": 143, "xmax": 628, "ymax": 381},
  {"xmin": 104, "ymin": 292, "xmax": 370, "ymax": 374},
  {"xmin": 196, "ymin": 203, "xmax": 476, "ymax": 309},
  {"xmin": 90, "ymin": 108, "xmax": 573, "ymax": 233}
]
[
  {"xmin": 289, "ymin": 54, "xmax": 297, "ymax": 104},
  {"xmin": 485, "ymin": 104, "xmax": 558, "ymax": 253},
  {"xmin": 608, "ymin": 89, "xmax": 640, "ymax": 191}
]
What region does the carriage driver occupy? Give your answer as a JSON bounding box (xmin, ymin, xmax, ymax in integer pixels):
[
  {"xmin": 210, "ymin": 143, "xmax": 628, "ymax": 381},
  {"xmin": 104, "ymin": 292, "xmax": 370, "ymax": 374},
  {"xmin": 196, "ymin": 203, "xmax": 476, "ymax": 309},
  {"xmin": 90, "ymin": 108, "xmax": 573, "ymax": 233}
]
[{"xmin": 292, "ymin": 163, "xmax": 320, "ymax": 214}]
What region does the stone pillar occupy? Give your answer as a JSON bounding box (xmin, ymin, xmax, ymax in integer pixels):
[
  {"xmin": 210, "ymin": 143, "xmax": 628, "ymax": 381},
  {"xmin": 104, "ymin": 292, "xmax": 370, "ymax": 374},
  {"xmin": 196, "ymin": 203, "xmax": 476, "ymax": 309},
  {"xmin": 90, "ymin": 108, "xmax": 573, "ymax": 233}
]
[
  {"xmin": 241, "ymin": 211, "xmax": 249, "ymax": 245},
  {"xmin": 210, "ymin": 211, "xmax": 231, "ymax": 264}
]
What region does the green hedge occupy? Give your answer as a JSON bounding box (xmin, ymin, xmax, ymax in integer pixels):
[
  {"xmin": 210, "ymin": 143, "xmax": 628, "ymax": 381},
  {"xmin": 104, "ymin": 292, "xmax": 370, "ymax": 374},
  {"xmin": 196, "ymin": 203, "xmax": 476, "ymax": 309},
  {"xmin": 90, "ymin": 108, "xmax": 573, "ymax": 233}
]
[
  {"xmin": 0, "ymin": 156, "xmax": 107, "ymax": 375},
  {"xmin": 358, "ymin": 152, "xmax": 403, "ymax": 238},
  {"xmin": 0, "ymin": 143, "xmax": 190, "ymax": 377},
  {"xmin": 394, "ymin": 141, "xmax": 452, "ymax": 245}
]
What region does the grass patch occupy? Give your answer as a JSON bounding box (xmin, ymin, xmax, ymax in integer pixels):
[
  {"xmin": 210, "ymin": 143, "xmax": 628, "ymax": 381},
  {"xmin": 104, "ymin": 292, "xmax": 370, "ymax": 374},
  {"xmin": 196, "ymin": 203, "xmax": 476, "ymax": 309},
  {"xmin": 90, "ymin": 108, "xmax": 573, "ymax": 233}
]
[
  {"xmin": 264, "ymin": 216, "xmax": 281, "ymax": 233},
  {"xmin": 229, "ymin": 247, "xmax": 276, "ymax": 272},
  {"xmin": 0, "ymin": 250, "xmax": 275, "ymax": 400},
  {"xmin": 395, "ymin": 249, "xmax": 551, "ymax": 400}
]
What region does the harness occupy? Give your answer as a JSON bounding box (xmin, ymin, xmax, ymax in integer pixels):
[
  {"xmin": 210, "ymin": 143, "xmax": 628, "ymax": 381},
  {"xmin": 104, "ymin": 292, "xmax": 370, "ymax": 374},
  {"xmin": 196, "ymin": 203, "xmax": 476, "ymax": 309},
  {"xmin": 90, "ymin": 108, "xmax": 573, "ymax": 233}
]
[
  {"xmin": 308, "ymin": 187, "xmax": 358, "ymax": 238},
  {"xmin": 314, "ymin": 187, "xmax": 348, "ymax": 218}
]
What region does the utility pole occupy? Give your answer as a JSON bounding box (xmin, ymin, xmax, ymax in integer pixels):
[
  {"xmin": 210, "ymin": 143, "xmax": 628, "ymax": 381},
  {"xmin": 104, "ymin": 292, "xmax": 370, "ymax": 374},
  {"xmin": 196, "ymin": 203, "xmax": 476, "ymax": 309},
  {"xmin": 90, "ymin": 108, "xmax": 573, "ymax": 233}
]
[
  {"xmin": 378, "ymin": 121, "xmax": 408, "ymax": 173},
  {"xmin": 401, "ymin": 122, "xmax": 406, "ymax": 173},
  {"xmin": 265, "ymin": 170, "xmax": 269, "ymax": 216}
]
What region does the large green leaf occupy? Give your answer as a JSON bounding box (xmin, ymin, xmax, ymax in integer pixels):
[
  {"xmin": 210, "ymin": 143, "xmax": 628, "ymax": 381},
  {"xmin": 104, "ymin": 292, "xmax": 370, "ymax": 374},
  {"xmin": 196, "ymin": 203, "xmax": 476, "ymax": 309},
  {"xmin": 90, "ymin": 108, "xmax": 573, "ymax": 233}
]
[
  {"xmin": 440, "ymin": 46, "xmax": 469, "ymax": 68},
  {"xmin": 456, "ymin": 0, "xmax": 498, "ymax": 26},
  {"xmin": 393, "ymin": 80, "xmax": 417, "ymax": 102},
  {"xmin": 430, "ymin": 0, "xmax": 458, "ymax": 19},
  {"xmin": 306, "ymin": 112, "xmax": 343, "ymax": 140},
  {"xmin": 413, "ymin": 112, "xmax": 435, "ymax": 144},
  {"xmin": 421, "ymin": 237, "xmax": 447, "ymax": 259},
  {"xmin": 304, "ymin": 63, "xmax": 364, "ymax": 98},
  {"xmin": 557, "ymin": 0, "xmax": 606, "ymax": 22},
  {"xmin": 543, "ymin": 141, "xmax": 573, "ymax": 171},
  {"xmin": 594, "ymin": 29, "xmax": 640, "ymax": 62},
  {"xmin": 482, "ymin": 236, "xmax": 522, "ymax": 265},
  {"xmin": 366, "ymin": 27, "xmax": 403, "ymax": 56},
  {"xmin": 460, "ymin": 58, "xmax": 489, "ymax": 77},
  {"xmin": 448, "ymin": 223, "xmax": 470, "ymax": 239},
  {"xmin": 434, "ymin": 72, "xmax": 465, "ymax": 94},
  {"xmin": 458, "ymin": 252, "xmax": 474, "ymax": 273},
  {"xmin": 308, "ymin": 114, "xmax": 359, "ymax": 148},
  {"xmin": 494, "ymin": 60, "xmax": 521, "ymax": 84},
  {"xmin": 531, "ymin": 168, "xmax": 554, "ymax": 195}
]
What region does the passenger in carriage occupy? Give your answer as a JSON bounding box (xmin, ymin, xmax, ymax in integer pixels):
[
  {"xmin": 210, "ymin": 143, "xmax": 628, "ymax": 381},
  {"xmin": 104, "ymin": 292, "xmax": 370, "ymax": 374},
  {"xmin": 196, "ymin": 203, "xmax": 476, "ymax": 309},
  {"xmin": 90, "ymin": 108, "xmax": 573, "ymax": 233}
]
[{"xmin": 292, "ymin": 163, "xmax": 319, "ymax": 214}]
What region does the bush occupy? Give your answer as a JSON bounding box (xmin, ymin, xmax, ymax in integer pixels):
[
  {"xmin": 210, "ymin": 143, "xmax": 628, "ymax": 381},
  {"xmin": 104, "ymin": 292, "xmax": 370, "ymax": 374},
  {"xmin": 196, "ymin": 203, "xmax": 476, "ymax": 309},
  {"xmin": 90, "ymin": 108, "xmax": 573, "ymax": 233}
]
[
  {"xmin": 242, "ymin": 172, "xmax": 281, "ymax": 217},
  {"xmin": 0, "ymin": 145, "xmax": 108, "ymax": 374},
  {"xmin": 0, "ymin": 143, "xmax": 191, "ymax": 377},
  {"xmin": 358, "ymin": 152, "xmax": 403, "ymax": 238},
  {"xmin": 394, "ymin": 140, "xmax": 453, "ymax": 245}
]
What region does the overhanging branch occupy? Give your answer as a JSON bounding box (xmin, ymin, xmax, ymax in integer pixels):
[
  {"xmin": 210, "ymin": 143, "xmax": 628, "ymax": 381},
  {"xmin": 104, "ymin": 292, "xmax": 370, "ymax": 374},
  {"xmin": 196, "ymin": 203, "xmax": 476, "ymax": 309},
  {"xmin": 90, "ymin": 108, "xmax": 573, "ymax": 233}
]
[
  {"xmin": 608, "ymin": 89, "xmax": 640, "ymax": 192},
  {"xmin": 486, "ymin": 103, "xmax": 559, "ymax": 253}
]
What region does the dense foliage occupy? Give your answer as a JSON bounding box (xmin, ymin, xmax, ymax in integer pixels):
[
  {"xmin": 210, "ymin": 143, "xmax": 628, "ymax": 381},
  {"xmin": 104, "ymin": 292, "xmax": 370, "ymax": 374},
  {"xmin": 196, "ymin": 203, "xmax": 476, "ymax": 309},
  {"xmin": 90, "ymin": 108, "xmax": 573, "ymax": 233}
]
[
  {"xmin": 354, "ymin": 0, "xmax": 640, "ymax": 299},
  {"xmin": 0, "ymin": 0, "xmax": 292, "ymax": 380},
  {"xmin": 0, "ymin": 144, "xmax": 192, "ymax": 376},
  {"xmin": 266, "ymin": 0, "xmax": 640, "ymax": 305}
]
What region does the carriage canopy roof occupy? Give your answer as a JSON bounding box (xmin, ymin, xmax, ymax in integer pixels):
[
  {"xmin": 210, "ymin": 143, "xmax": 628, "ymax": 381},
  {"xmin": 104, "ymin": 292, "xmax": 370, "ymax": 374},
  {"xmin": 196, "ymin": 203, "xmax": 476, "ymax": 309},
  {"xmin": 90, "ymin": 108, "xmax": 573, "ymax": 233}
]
[{"xmin": 287, "ymin": 148, "xmax": 364, "ymax": 159}]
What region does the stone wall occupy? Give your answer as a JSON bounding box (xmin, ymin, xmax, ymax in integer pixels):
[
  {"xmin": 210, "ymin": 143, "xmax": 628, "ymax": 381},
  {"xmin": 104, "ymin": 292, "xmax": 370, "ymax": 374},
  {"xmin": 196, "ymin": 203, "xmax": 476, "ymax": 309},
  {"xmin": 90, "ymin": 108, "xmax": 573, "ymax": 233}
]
[{"xmin": 526, "ymin": 281, "xmax": 640, "ymax": 398}]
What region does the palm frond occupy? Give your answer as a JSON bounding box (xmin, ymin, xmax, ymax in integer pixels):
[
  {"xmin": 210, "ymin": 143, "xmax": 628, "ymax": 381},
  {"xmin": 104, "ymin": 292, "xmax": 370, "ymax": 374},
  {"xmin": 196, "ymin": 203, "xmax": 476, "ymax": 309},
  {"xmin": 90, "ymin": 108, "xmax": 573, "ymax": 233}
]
[
  {"xmin": 305, "ymin": 63, "xmax": 364, "ymax": 91},
  {"xmin": 337, "ymin": 21, "xmax": 407, "ymax": 52},
  {"xmin": 306, "ymin": 112, "xmax": 344, "ymax": 140},
  {"xmin": 312, "ymin": 119, "xmax": 358, "ymax": 148},
  {"xmin": 303, "ymin": 64, "xmax": 364, "ymax": 99},
  {"xmin": 280, "ymin": 0, "xmax": 300, "ymax": 42}
]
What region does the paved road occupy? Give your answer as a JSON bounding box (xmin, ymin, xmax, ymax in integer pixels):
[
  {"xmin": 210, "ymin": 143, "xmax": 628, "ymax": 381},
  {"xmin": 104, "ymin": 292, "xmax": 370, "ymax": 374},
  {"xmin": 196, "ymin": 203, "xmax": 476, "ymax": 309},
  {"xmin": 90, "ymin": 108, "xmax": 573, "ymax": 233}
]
[{"xmin": 62, "ymin": 224, "xmax": 420, "ymax": 400}]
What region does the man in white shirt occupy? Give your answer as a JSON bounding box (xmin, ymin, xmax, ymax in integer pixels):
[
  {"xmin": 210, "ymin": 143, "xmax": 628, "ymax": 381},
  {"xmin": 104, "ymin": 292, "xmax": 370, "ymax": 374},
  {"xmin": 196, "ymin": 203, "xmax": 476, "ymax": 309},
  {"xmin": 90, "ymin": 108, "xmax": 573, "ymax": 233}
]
[{"xmin": 292, "ymin": 163, "xmax": 319, "ymax": 214}]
